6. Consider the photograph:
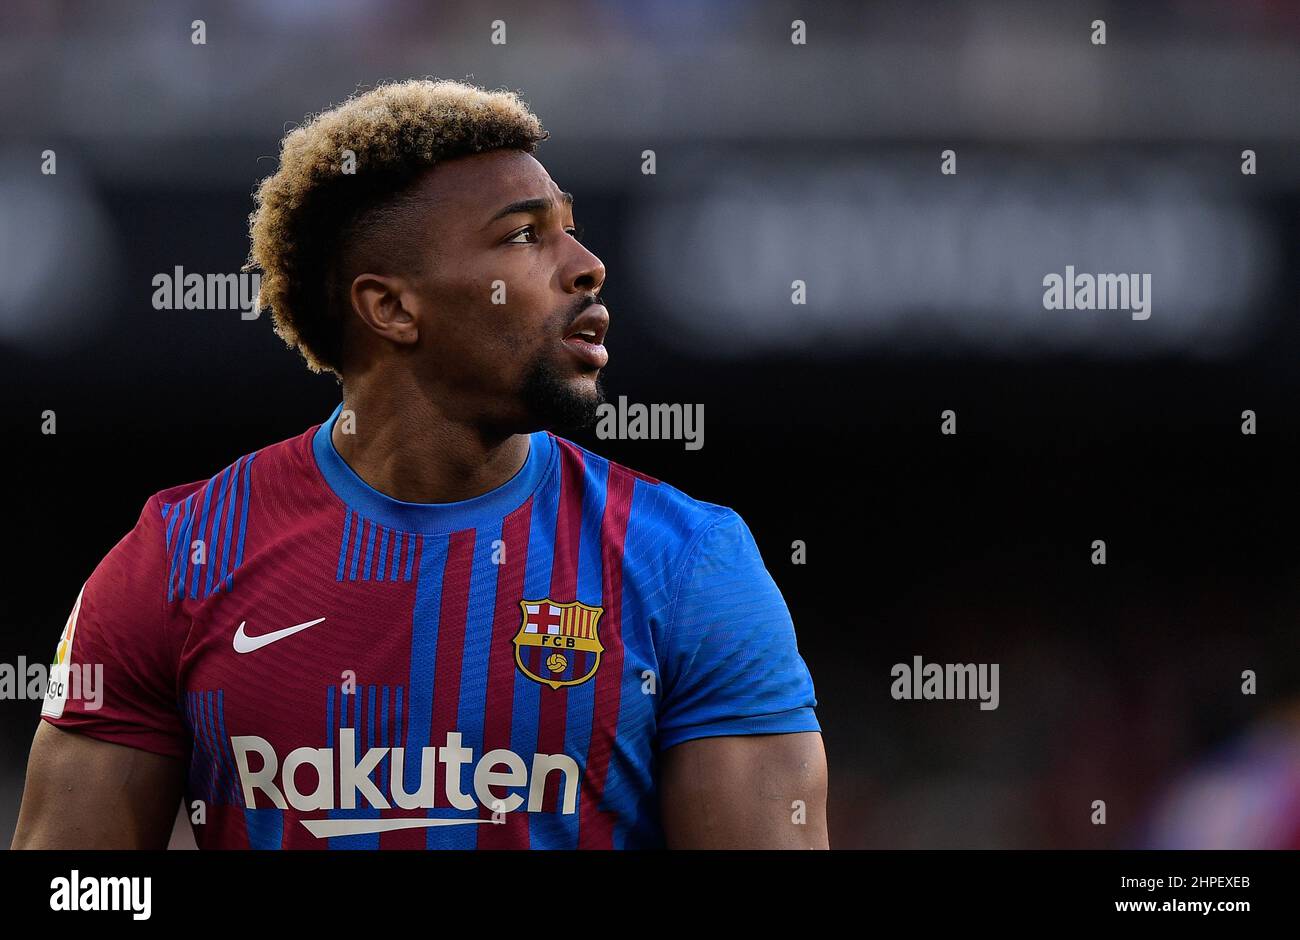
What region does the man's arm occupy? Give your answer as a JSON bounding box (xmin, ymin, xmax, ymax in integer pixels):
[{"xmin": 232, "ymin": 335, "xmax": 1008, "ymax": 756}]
[
  {"xmin": 11, "ymin": 722, "xmax": 183, "ymax": 850},
  {"xmin": 660, "ymin": 731, "xmax": 828, "ymax": 848}
]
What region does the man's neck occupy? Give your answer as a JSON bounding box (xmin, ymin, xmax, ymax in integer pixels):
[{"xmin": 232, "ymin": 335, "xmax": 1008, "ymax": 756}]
[{"xmin": 329, "ymin": 393, "xmax": 532, "ymax": 505}]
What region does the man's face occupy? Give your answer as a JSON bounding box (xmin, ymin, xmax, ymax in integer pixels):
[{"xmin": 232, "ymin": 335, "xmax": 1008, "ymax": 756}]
[{"xmin": 398, "ymin": 149, "xmax": 608, "ymax": 434}]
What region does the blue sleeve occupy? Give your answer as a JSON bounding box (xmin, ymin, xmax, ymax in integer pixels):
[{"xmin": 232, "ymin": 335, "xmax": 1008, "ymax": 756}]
[{"xmin": 656, "ymin": 510, "xmax": 820, "ymax": 750}]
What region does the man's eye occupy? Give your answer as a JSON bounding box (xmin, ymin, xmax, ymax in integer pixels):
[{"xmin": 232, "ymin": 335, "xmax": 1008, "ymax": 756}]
[{"xmin": 504, "ymin": 223, "xmax": 583, "ymax": 245}]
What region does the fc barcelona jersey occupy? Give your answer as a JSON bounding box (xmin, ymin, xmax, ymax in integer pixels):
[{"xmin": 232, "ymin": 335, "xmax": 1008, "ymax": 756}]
[{"xmin": 41, "ymin": 403, "xmax": 820, "ymax": 849}]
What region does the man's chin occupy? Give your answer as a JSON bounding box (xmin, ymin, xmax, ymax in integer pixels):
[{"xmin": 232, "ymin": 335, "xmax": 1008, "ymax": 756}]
[{"xmin": 520, "ymin": 362, "xmax": 606, "ymax": 432}]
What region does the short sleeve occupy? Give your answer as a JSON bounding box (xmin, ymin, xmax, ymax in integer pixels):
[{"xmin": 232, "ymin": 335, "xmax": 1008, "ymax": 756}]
[
  {"xmin": 41, "ymin": 497, "xmax": 187, "ymax": 759},
  {"xmin": 656, "ymin": 510, "xmax": 820, "ymax": 750}
]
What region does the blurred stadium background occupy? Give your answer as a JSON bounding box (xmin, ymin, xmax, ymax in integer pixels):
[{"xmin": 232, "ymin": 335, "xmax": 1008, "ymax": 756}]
[{"xmin": 1, "ymin": 0, "xmax": 1298, "ymax": 848}]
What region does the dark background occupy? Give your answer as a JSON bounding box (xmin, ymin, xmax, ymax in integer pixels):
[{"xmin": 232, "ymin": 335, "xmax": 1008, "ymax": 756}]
[{"xmin": 2, "ymin": 0, "xmax": 1298, "ymax": 848}]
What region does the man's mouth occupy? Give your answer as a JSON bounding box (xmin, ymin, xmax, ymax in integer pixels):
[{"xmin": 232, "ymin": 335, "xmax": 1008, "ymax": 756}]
[{"xmin": 562, "ymin": 304, "xmax": 609, "ymax": 369}]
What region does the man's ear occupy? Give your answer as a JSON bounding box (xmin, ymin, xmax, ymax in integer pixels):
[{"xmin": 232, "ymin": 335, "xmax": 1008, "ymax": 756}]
[{"xmin": 349, "ymin": 273, "xmax": 420, "ymax": 347}]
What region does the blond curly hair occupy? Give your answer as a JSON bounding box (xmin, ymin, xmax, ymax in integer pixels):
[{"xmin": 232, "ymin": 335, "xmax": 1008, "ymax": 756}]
[{"xmin": 247, "ymin": 79, "xmax": 547, "ymax": 375}]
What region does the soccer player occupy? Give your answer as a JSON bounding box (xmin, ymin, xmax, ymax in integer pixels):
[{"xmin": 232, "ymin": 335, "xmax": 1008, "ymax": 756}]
[{"xmin": 12, "ymin": 80, "xmax": 826, "ymax": 849}]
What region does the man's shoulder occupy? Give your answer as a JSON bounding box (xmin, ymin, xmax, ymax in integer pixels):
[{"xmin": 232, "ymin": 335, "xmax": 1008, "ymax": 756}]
[
  {"xmin": 143, "ymin": 421, "xmax": 321, "ymax": 524},
  {"xmin": 548, "ymin": 433, "xmax": 741, "ymax": 547}
]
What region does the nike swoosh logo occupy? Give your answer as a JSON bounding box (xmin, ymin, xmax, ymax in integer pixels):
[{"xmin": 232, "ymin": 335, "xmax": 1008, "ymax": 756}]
[{"xmin": 233, "ymin": 618, "xmax": 326, "ymax": 654}]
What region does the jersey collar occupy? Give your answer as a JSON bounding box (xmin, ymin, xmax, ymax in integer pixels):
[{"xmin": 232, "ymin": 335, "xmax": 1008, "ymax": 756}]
[{"xmin": 311, "ymin": 402, "xmax": 555, "ymax": 534}]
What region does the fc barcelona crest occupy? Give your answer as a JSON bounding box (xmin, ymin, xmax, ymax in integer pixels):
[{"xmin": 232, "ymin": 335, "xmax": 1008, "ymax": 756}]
[{"xmin": 514, "ymin": 599, "xmax": 605, "ymax": 690}]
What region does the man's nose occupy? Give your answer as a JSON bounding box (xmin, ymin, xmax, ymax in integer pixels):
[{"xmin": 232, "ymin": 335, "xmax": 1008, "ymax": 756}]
[{"xmin": 565, "ymin": 243, "xmax": 606, "ymax": 295}]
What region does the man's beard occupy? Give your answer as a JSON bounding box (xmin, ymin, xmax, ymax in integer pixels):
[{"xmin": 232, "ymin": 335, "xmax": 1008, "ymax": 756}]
[{"xmin": 519, "ymin": 357, "xmax": 606, "ymax": 431}]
